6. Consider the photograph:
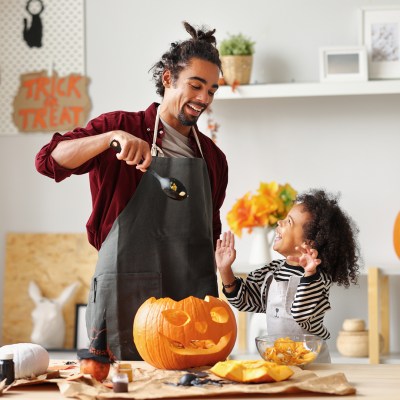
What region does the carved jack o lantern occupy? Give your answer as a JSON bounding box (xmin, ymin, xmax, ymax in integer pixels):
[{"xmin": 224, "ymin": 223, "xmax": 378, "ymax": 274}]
[{"xmin": 133, "ymin": 295, "xmax": 237, "ymax": 369}]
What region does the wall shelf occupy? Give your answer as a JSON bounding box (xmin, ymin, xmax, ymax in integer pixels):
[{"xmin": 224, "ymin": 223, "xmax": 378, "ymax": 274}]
[{"xmin": 214, "ymin": 80, "xmax": 400, "ymax": 100}]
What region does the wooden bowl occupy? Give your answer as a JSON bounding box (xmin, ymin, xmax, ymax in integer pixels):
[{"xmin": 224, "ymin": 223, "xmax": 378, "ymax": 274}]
[
  {"xmin": 336, "ymin": 330, "xmax": 384, "ymax": 357},
  {"xmin": 342, "ymin": 318, "xmax": 366, "ymax": 332}
]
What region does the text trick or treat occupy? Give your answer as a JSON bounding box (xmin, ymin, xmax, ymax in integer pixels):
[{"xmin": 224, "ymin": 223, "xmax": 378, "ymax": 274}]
[
  {"xmin": 13, "ymin": 70, "xmax": 91, "ymax": 132},
  {"xmin": 133, "ymin": 296, "xmax": 237, "ymax": 370}
]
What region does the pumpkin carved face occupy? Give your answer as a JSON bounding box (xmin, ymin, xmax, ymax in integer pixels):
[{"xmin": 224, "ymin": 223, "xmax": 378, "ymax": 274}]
[{"xmin": 133, "ymin": 295, "xmax": 237, "ymax": 369}]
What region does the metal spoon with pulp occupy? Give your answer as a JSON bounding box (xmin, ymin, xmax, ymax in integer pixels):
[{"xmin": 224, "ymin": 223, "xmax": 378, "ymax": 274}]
[{"xmin": 110, "ymin": 139, "xmax": 188, "ymax": 201}]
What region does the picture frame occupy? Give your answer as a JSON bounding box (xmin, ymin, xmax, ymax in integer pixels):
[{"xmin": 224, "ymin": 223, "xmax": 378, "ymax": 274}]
[
  {"xmin": 74, "ymin": 303, "xmax": 90, "ymax": 349},
  {"xmin": 359, "ymin": 6, "xmax": 400, "ymax": 79},
  {"xmin": 319, "ymin": 46, "xmax": 368, "ymax": 82}
]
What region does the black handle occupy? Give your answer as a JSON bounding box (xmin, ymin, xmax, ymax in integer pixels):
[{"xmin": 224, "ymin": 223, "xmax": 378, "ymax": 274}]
[{"xmin": 110, "ymin": 139, "xmax": 121, "ymax": 153}]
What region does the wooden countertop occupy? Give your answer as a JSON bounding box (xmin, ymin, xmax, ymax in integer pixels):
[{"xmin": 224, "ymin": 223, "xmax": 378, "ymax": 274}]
[{"xmin": 4, "ymin": 362, "xmax": 399, "ymax": 399}]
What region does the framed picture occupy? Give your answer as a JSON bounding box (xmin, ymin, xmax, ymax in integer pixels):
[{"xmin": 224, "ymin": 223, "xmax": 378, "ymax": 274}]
[
  {"xmin": 359, "ymin": 6, "xmax": 400, "ymax": 79},
  {"xmin": 74, "ymin": 303, "xmax": 90, "ymax": 349},
  {"xmin": 319, "ymin": 46, "xmax": 368, "ymax": 82}
]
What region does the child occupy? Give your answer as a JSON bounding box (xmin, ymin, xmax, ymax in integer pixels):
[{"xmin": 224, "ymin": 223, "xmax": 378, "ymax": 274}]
[{"xmin": 216, "ymin": 189, "xmax": 362, "ymax": 363}]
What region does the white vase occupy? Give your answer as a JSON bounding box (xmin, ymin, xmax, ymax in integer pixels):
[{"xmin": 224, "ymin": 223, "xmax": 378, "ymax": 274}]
[{"xmin": 248, "ymin": 226, "xmax": 274, "ymax": 266}]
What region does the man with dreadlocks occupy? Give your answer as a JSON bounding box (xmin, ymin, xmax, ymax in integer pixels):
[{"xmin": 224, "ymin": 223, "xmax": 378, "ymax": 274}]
[{"xmin": 35, "ymin": 22, "xmax": 227, "ymax": 360}]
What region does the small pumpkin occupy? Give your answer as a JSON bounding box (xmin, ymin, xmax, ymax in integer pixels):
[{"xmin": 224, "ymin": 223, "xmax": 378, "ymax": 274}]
[
  {"xmin": 133, "ymin": 295, "xmax": 237, "ymax": 370},
  {"xmin": 394, "ymin": 212, "xmax": 400, "ymax": 258},
  {"xmin": 210, "ymin": 360, "xmax": 294, "ymax": 383},
  {"xmin": 0, "ymin": 343, "xmax": 49, "ymax": 379},
  {"xmin": 79, "ymin": 359, "xmax": 110, "ymax": 381}
]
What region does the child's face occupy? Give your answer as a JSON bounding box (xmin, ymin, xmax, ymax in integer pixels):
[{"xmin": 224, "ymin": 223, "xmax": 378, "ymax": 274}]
[{"xmin": 273, "ymin": 203, "xmax": 312, "ymax": 260}]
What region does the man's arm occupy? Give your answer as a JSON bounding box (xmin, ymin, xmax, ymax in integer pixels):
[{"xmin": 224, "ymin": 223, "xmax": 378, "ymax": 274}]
[{"xmin": 52, "ymin": 130, "xmax": 152, "ymax": 171}]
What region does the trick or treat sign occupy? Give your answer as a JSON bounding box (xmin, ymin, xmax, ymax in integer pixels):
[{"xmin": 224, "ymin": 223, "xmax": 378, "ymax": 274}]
[{"xmin": 12, "ymin": 70, "xmax": 91, "ymax": 133}]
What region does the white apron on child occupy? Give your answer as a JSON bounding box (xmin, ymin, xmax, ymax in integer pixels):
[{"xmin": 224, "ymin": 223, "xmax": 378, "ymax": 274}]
[{"xmin": 262, "ymin": 271, "xmax": 331, "ymax": 363}]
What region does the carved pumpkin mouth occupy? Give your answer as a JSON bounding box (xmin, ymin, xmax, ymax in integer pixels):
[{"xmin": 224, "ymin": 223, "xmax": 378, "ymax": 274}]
[{"xmin": 160, "ymin": 332, "xmax": 233, "ymax": 355}]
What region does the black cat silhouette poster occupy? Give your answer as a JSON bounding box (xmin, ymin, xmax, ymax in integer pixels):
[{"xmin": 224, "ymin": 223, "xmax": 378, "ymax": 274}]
[
  {"xmin": 0, "ymin": 0, "xmax": 85, "ymax": 135},
  {"xmin": 23, "ymin": 0, "xmax": 44, "ymax": 48},
  {"xmin": 13, "ymin": 71, "xmax": 91, "ymax": 132}
]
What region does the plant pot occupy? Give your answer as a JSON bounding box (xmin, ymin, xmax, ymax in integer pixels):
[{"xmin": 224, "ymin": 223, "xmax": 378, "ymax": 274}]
[
  {"xmin": 248, "ymin": 226, "xmax": 273, "ymax": 266},
  {"xmin": 220, "ymin": 55, "xmax": 253, "ymax": 85}
]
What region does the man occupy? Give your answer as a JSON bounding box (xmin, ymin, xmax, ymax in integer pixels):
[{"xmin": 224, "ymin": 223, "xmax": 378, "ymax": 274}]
[{"xmin": 35, "ymin": 21, "xmax": 228, "ymax": 360}]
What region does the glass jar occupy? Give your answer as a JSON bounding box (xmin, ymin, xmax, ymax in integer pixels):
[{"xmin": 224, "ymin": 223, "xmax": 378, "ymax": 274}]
[
  {"xmin": 112, "ymin": 372, "xmax": 129, "ymax": 393},
  {"xmin": 0, "ymin": 354, "xmax": 15, "ymax": 385}
]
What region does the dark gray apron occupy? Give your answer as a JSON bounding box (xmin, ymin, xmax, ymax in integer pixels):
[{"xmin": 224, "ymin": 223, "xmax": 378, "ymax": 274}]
[
  {"xmin": 262, "ymin": 272, "xmax": 331, "ymax": 363},
  {"xmin": 86, "ymin": 118, "xmax": 218, "ymax": 361}
]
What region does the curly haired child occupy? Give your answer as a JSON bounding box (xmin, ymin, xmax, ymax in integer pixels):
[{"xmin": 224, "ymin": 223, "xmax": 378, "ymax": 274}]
[{"xmin": 216, "ymin": 189, "xmax": 362, "ymax": 362}]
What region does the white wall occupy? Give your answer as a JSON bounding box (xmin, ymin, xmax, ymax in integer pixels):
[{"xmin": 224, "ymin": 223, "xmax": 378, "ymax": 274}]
[{"xmin": 1, "ymin": 0, "xmax": 399, "ymax": 354}]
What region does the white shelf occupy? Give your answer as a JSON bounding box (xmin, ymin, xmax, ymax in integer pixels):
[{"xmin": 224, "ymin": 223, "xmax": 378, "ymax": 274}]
[{"xmin": 215, "ymin": 80, "xmax": 400, "ymax": 100}]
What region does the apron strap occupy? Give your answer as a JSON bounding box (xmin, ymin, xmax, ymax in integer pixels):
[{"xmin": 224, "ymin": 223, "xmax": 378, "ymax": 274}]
[
  {"xmin": 261, "ymin": 272, "xmax": 273, "ymax": 308},
  {"xmin": 151, "ymin": 106, "xmax": 204, "ymax": 158},
  {"xmin": 151, "ymin": 108, "xmax": 161, "ymax": 156},
  {"xmin": 192, "ymin": 128, "xmax": 204, "ymax": 159}
]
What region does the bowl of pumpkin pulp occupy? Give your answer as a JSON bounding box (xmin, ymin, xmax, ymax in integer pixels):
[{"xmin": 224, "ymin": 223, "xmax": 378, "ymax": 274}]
[{"xmin": 256, "ymin": 334, "xmax": 322, "ymax": 366}]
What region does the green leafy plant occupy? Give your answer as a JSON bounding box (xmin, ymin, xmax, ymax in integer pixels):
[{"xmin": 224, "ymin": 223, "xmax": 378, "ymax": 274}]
[{"xmin": 219, "ymin": 33, "xmax": 255, "ymax": 56}]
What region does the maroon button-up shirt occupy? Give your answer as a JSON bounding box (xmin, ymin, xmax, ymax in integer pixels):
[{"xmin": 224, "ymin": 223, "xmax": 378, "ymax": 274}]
[{"xmin": 35, "ymin": 103, "xmax": 228, "ymax": 250}]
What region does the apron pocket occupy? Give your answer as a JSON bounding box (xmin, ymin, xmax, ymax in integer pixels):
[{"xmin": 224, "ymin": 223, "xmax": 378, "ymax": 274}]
[{"xmin": 86, "ymin": 272, "xmax": 162, "ymax": 360}]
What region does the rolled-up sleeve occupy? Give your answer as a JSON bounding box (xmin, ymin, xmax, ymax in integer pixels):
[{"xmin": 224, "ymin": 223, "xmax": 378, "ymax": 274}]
[{"xmin": 35, "ymin": 133, "xmax": 78, "ymax": 182}]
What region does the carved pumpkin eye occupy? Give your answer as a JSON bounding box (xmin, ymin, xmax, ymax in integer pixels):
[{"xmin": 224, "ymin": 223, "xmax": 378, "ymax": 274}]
[{"xmin": 162, "ymin": 310, "xmax": 190, "ymax": 326}]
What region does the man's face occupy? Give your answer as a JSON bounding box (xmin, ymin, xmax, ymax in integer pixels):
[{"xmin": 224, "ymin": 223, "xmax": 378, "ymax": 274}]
[{"xmin": 161, "ymin": 58, "xmax": 220, "ymax": 133}]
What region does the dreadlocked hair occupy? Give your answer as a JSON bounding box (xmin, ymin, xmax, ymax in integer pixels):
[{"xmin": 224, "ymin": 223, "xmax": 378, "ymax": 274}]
[
  {"xmin": 296, "ymin": 189, "xmax": 362, "ymax": 287},
  {"xmin": 151, "ymin": 21, "xmax": 221, "ymax": 97}
]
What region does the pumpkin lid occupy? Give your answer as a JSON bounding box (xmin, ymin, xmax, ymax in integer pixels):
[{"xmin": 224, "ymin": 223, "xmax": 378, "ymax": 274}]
[{"xmin": 77, "ymin": 317, "xmax": 116, "ymax": 364}]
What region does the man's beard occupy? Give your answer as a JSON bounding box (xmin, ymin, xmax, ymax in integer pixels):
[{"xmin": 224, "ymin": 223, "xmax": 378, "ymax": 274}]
[{"xmin": 177, "ymin": 108, "xmax": 200, "ymax": 126}]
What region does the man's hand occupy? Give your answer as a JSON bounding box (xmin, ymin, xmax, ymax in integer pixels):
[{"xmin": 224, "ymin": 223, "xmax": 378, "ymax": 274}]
[{"xmin": 111, "ymin": 130, "xmax": 152, "ymax": 172}]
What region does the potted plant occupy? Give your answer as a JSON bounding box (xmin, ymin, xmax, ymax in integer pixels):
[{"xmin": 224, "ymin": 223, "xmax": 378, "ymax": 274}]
[{"xmin": 219, "ymin": 33, "xmax": 256, "ymax": 86}]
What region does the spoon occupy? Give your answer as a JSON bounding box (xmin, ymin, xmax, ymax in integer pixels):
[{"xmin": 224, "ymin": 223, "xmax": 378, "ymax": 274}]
[{"xmin": 110, "ymin": 139, "xmax": 188, "ymax": 201}]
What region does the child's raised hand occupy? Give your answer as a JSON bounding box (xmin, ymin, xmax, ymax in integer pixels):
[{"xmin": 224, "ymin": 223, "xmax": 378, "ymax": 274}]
[
  {"xmin": 215, "ymin": 231, "xmax": 236, "ymax": 272},
  {"xmin": 287, "ymin": 242, "xmax": 321, "ymax": 277}
]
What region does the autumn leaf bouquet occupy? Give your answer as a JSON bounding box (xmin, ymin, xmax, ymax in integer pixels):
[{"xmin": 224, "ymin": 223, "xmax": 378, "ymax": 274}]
[{"xmin": 227, "ymin": 181, "xmax": 297, "ymax": 237}]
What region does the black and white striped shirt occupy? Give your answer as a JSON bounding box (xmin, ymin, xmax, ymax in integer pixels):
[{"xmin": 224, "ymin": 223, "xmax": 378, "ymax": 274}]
[{"xmin": 224, "ymin": 259, "xmax": 333, "ymax": 340}]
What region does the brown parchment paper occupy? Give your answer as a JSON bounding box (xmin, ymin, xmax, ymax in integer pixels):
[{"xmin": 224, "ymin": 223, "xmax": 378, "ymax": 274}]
[{"xmin": 9, "ymin": 364, "xmax": 356, "ymax": 399}]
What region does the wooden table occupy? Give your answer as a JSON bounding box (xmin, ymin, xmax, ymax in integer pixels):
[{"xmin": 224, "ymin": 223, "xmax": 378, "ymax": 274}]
[{"xmin": 4, "ymin": 362, "xmax": 400, "ymax": 399}]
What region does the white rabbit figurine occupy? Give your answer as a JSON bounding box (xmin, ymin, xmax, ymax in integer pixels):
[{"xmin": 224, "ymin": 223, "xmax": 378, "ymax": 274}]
[{"xmin": 28, "ymin": 280, "xmax": 80, "ymax": 349}]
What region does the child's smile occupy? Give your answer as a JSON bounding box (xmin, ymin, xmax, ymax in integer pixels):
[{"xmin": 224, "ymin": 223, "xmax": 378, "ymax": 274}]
[{"xmin": 273, "ymin": 204, "xmax": 311, "ymax": 261}]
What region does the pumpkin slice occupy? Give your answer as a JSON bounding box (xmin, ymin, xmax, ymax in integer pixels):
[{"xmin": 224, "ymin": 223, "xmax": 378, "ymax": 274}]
[{"xmin": 210, "ymin": 360, "xmax": 293, "ymax": 383}]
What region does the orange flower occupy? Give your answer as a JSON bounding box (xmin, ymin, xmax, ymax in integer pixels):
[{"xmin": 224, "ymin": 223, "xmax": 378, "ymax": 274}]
[{"xmin": 227, "ymin": 182, "xmax": 297, "ymax": 237}]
